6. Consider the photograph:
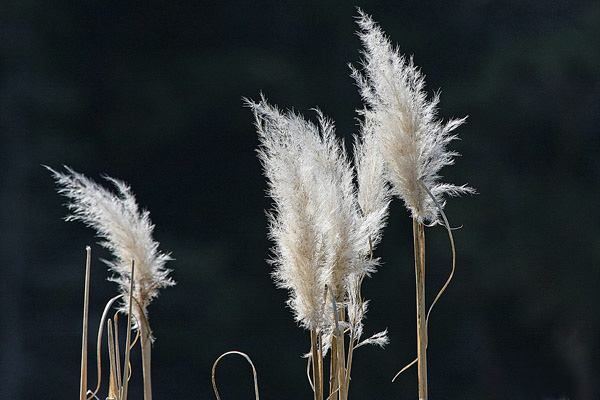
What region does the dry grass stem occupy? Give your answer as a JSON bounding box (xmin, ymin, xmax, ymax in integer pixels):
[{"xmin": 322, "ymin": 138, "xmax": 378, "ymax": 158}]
[
  {"xmin": 248, "ymin": 90, "xmax": 389, "ymax": 399},
  {"xmin": 120, "ymin": 261, "xmax": 135, "ymax": 400},
  {"xmin": 212, "ymin": 351, "xmax": 260, "ymax": 400},
  {"xmin": 420, "ymin": 181, "xmax": 457, "ymax": 327},
  {"xmin": 139, "ymin": 304, "xmax": 153, "ymax": 400},
  {"xmin": 107, "ymin": 320, "xmax": 118, "ymax": 400},
  {"xmin": 311, "ymin": 330, "xmax": 323, "ymax": 400},
  {"xmin": 88, "ymin": 294, "xmax": 123, "ymax": 399},
  {"xmin": 392, "ymin": 181, "xmax": 458, "ymax": 384},
  {"xmin": 413, "ymin": 219, "xmax": 427, "ymax": 400},
  {"xmin": 80, "ymin": 246, "xmax": 91, "ymax": 400},
  {"xmin": 351, "ymin": 9, "xmax": 473, "ymax": 399},
  {"xmin": 49, "ymin": 166, "xmax": 174, "ymax": 400},
  {"xmin": 113, "ymin": 314, "xmax": 122, "ymax": 394}
]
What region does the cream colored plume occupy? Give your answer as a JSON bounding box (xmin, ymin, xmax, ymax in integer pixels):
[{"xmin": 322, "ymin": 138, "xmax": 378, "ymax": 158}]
[
  {"xmin": 351, "ymin": 9, "xmax": 475, "ymax": 224},
  {"xmin": 48, "ymin": 166, "xmax": 174, "ymax": 332},
  {"xmin": 248, "ymin": 96, "xmax": 386, "ymax": 335}
]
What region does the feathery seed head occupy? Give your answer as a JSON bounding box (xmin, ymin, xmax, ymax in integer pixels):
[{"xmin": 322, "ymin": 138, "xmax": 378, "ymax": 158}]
[
  {"xmin": 352, "ymin": 9, "xmax": 475, "ymax": 224},
  {"xmin": 248, "ymin": 96, "xmax": 383, "ymax": 334},
  {"xmin": 48, "ymin": 166, "xmax": 174, "ymax": 332},
  {"xmin": 249, "ymin": 98, "xmax": 331, "ymax": 331},
  {"xmin": 354, "ymin": 114, "xmax": 391, "ymax": 248}
]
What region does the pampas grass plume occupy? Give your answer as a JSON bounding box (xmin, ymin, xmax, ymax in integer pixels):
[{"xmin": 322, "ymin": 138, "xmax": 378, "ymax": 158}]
[
  {"xmin": 48, "ymin": 166, "xmax": 174, "ymax": 326},
  {"xmin": 48, "ymin": 165, "xmax": 174, "ymax": 400},
  {"xmin": 351, "ymin": 9, "xmax": 474, "ymax": 224}
]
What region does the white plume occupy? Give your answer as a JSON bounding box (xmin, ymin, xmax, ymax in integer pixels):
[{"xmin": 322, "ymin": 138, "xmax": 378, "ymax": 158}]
[
  {"xmin": 48, "ymin": 166, "xmax": 174, "ymax": 332},
  {"xmin": 351, "ymin": 9, "xmax": 475, "ymax": 224},
  {"xmin": 248, "ymin": 96, "xmax": 386, "ymax": 336}
]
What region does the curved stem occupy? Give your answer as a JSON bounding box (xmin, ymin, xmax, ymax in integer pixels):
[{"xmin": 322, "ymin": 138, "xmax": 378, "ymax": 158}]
[
  {"xmin": 212, "ymin": 351, "xmax": 260, "ymax": 400},
  {"xmin": 393, "ymin": 181, "xmax": 457, "ymax": 386}
]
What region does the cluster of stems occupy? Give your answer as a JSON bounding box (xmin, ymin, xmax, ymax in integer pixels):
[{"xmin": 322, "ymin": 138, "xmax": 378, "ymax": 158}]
[
  {"xmin": 309, "ymin": 286, "xmax": 367, "ymax": 400},
  {"xmin": 78, "ymin": 250, "xmax": 154, "ymax": 400}
]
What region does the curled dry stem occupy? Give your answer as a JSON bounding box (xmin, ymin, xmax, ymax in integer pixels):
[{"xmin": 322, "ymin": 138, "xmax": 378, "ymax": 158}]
[
  {"xmin": 88, "ymin": 294, "xmax": 124, "ymax": 399},
  {"xmin": 392, "ymin": 180, "xmax": 457, "ymax": 384},
  {"xmin": 307, "ymin": 353, "xmax": 314, "ymax": 391},
  {"xmin": 325, "ymin": 387, "xmax": 341, "ymax": 400},
  {"xmin": 212, "ymin": 351, "xmax": 260, "ymax": 400},
  {"xmin": 106, "ymin": 314, "xmax": 139, "ymax": 400},
  {"xmin": 87, "ymin": 276, "xmax": 144, "ymax": 399}
]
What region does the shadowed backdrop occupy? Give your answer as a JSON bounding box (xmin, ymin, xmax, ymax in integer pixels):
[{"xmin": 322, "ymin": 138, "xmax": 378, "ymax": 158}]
[{"xmin": 1, "ymin": 1, "xmax": 599, "ymax": 399}]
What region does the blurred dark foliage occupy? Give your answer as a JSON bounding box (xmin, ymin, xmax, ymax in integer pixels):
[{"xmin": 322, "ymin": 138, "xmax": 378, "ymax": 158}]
[{"xmin": 1, "ymin": 1, "xmax": 599, "ymax": 399}]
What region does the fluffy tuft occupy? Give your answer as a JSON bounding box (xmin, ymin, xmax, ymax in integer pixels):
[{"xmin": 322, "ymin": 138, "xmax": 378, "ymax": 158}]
[
  {"xmin": 248, "ymin": 97, "xmax": 330, "ymax": 331},
  {"xmin": 48, "ymin": 166, "xmax": 174, "ymax": 331},
  {"xmin": 248, "ymin": 96, "xmax": 386, "ymax": 335},
  {"xmin": 354, "ymin": 113, "xmax": 391, "ymax": 248},
  {"xmin": 351, "ymin": 9, "xmax": 475, "ymax": 224}
]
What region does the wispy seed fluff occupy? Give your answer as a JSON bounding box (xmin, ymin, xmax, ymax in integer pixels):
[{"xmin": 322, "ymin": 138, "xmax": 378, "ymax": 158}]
[
  {"xmin": 248, "ymin": 97, "xmax": 386, "ymax": 336},
  {"xmin": 351, "ymin": 10, "xmax": 474, "ymax": 224},
  {"xmin": 49, "ymin": 166, "xmax": 174, "ymax": 333},
  {"xmin": 354, "ymin": 114, "xmax": 391, "ymax": 248}
]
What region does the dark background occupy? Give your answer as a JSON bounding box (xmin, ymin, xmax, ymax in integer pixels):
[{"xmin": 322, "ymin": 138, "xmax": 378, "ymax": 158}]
[{"xmin": 1, "ymin": 1, "xmax": 599, "ymax": 399}]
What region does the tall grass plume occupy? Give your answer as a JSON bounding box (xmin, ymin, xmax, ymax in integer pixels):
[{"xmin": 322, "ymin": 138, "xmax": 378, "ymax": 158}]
[
  {"xmin": 48, "ymin": 166, "xmax": 174, "ymax": 400},
  {"xmin": 351, "ymin": 9, "xmax": 474, "ymax": 400},
  {"xmin": 247, "ymin": 96, "xmax": 389, "ymax": 400}
]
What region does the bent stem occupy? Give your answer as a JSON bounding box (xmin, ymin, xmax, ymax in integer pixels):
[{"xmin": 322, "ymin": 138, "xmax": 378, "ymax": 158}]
[
  {"xmin": 413, "ymin": 219, "xmax": 427, "ymax": 400},
  {"xmin": 392, "ymin": 181, "xmax": 458, "ymax": 384},
  {"xmin": 212, "ymin": 350, "xmax": 260, "ymax": 400}
]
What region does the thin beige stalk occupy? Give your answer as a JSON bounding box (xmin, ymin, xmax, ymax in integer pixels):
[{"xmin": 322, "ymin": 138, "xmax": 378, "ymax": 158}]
[
  {"xmin": 140, "ymin": 316, "xmax": 153, "ymax": 400},
  {"xmin": 336, "ymin": 309, "xmax": 346, "ymax": 400},
  {"xmin": 120, "ymin": 261, "xmax": 135, "ymax": 400},
  {"xmin": 89, "ymin": 294, "xmax": 123, "ymax": 400},
  {"xmin": 114, "ymin": 314, "xmax": 122, "ymax": 392},
  {"xmin": 327, "ymin": 286, "xmax": 347, "ymax": 400},
  {"xmin": 80, "ymin": 246, "xmax": 91, "ymax": 400},
  {"xmin": 311, "ymin": 329, "xmax": 323, "ymax": 400},
  {"xmin": 329, "ymin": 335, "xmax": 338, "ymax": 399},
  {"xmin": 342, "ymin": 274, "xmax": 367, "ymax": 400},
  {"xmin": 392, "ymin": 183, "xmax": 459, "ymax": 385},
  {"xmin": 413, "ymin": 219, "xmax": 427, "ymax": 400},
  {"xmin": 343, "ymin": 314, "xmax": 357, "ymax": 400},
  {"xmin": 419, "ymin": 181, "xmax": 457, "ymax": 335},
  {"xmin": 107, "ymin": 320, "xmax": 119, "ymax": 400},
  {"xmin": 318, "ymin": 332, "xmax": 323, "ymax": 396},
  {"xmin": 212, "ymin": 351, "xmax": 260, "ymax": 400}
]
